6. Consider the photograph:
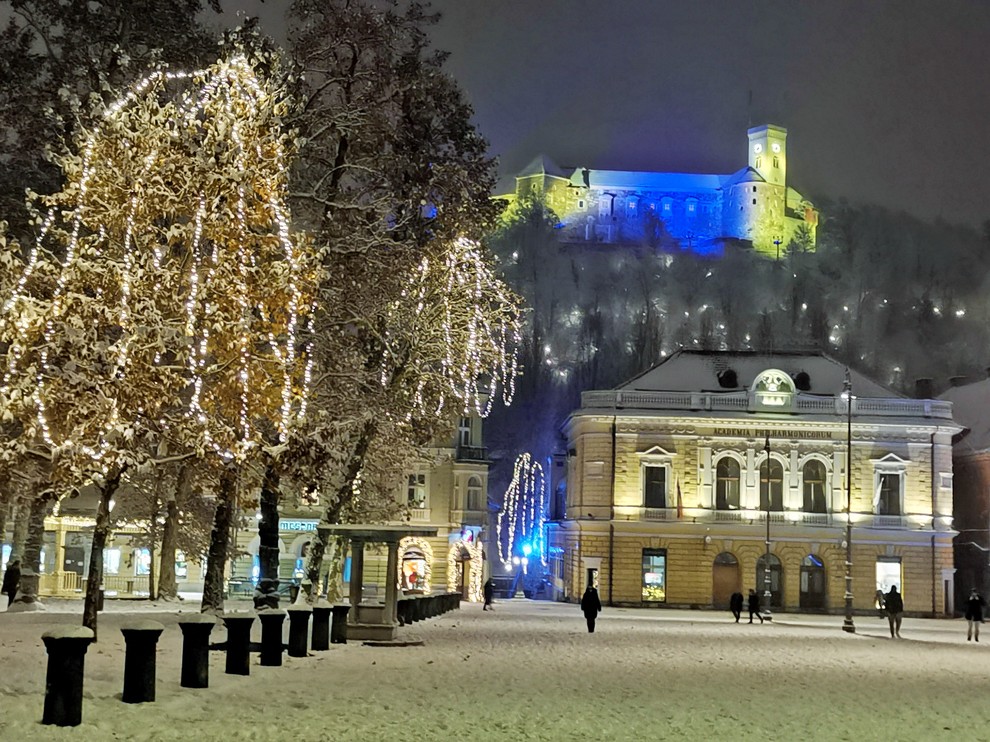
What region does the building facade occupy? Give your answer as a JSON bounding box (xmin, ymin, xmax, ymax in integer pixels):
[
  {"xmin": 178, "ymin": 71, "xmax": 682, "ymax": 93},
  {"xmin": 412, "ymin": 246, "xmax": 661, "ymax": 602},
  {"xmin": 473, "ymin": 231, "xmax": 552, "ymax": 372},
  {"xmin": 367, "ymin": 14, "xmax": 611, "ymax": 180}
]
[
  {"xmin": 549, "ymin": 351, "xmax": 959, "ymax": 616},
  {"xmin": 499, "ymin": 125, "xmax": 818, "ymax": 258}
]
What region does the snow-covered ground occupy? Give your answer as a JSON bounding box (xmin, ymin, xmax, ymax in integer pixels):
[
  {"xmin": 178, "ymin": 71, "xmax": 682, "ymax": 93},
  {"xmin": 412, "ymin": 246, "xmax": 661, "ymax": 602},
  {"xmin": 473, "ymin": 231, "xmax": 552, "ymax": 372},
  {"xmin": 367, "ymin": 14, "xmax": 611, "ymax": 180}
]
[{"xmin": 0, "ymin": 598, "xmax": 985, "ymax": 741}]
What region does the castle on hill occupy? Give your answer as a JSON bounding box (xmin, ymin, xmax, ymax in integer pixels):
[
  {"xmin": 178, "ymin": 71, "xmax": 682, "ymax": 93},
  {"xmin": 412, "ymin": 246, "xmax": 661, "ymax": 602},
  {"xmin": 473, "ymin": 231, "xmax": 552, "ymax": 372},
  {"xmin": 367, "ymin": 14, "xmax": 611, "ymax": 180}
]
[{"xmin": 498, "ymin": 124, "xmax": 819, "ymax": 258}]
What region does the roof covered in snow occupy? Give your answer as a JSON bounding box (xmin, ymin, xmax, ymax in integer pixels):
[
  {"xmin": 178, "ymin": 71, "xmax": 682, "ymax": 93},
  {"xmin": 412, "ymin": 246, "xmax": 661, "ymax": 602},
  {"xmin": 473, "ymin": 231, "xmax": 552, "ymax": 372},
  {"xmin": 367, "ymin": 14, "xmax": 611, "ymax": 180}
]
[
  {"xmin": 616, "ymin": 350, "xmax": 899, "ymax": 398},
  {"xmin": 939, "ymin": 378, "xmax": 990, "ymax": 453},
  {"xmin": 584, "ymin": 169, "xmax": 725, "ymax": 193}
]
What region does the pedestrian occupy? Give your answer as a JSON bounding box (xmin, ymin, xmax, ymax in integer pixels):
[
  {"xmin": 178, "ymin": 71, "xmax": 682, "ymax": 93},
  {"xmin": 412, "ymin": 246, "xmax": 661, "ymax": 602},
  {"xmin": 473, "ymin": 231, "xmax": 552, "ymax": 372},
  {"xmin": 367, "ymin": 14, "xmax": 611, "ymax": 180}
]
[
  {"xmin": 1, "ymin": 559, "xmax": 21, "ymax": 608},
  {"xmin": 965, "ymin": 587, "xmax": 986, "ymax": 642},
  {"xmin": 729, "ymin": 591, "xmax": 744, "ymax": 623},
  {"xmin": 885, "ymin": 584, "xmax": 904, "ymax": 638},
  {"xmin": 483, "ymin": 577, "xmax": 495, "ymax": 611},
  {"xmin": 581, "ymin": 584, "xmax": 602, "ymax": 633},
  {"xmin": 747, "ymin": 588, "xmax": 764, "ymax": 624}
]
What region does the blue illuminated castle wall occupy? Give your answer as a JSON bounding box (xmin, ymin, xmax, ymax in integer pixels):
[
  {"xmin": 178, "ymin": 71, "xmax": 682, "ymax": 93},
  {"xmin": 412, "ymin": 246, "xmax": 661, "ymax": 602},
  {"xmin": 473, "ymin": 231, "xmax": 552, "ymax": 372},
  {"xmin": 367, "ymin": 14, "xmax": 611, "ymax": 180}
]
[{"xmin": 499, "ymin": 124, "xmax": 819, "ymax": 258}]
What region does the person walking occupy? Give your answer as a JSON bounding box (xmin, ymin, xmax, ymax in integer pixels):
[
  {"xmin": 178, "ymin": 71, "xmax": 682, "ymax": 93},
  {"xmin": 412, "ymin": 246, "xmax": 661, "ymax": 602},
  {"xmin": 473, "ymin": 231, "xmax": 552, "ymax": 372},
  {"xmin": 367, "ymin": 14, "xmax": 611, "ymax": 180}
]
[
  {"xmin": 729, "ymin": 592, "xmax": 744, "ymax": 623},
  {"xmin": 965, "ymin": 588, "xmax": 986, "ymax": 642},
  {"xmin": 483, "ymin": 577, "xmax": 496, "ymax": 611},
  {"xmin": 885, "ymin": 584, "xmax": 904, "ymax": 638},
  {"xmin": 1, "ymin": 559, "xmax": 21, "ymax": 608},
  {"xmin": 581, "ymin": 585, "xmax": 602, "ymax": 633},
  {"xmin": 747, "ymin": 589, "xmax": 764, "ymax": 624}
]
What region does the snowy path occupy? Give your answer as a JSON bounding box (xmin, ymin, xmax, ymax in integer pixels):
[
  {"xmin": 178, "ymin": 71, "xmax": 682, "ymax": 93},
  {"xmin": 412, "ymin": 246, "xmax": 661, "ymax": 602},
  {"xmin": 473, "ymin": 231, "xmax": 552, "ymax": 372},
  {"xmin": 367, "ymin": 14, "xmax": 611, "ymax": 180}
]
[{"xmin": 0, "ymin": 599, "xmax": 986, "ymax": 741}]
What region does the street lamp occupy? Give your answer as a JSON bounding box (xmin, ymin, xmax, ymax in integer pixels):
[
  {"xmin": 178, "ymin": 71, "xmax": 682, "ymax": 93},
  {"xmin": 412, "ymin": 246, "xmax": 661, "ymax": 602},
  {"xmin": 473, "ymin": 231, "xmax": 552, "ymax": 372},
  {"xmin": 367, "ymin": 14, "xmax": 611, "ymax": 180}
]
[
  {"xmin": 774, "ymin": 235, "xmax": 783, "ymax": 261},
  {"xmin": 842, "ymin": 369, "xmax": 856, "ymax": 633},
  {"xmin": 763, "ymin": 435, "xmax": 773, "ymax": 621}
]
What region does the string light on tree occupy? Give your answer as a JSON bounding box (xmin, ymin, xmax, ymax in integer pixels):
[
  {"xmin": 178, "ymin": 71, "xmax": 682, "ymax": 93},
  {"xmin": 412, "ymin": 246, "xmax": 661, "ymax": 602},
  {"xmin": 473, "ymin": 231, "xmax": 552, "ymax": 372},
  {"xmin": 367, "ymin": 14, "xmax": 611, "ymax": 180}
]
[{"xmin": 496, "ymin": 453, "xmax": 548, "ymax": 568}]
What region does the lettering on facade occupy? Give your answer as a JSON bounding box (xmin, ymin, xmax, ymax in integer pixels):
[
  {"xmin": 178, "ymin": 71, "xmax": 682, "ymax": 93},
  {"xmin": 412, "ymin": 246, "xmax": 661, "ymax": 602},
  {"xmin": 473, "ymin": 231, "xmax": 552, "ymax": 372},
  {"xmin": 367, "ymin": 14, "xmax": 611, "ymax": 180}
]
[
  {"xmin": 281, "ymin": 520, "xmax": 318, "ymax": 532},
  {"xmin": 711, "ymin": 427, "xmax": 833, "ymax": 440}
]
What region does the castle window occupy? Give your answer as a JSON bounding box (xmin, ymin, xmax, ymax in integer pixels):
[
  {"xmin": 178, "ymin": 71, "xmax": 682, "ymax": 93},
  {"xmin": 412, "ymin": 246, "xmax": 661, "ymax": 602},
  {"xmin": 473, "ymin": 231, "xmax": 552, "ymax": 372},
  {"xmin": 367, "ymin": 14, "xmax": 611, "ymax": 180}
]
[
  {"xmin": 661, "ymin": 198, "xmax": 673, "ymax": 213},
  {"xmin": 627, "ymin": 198, "xmax": 637, "ymax": 215},
  {"xmin": 753, "ymin": 186, "xmax": 757, "ymax": 193},
  {"xmin": 578, "ymin": 199, "xmax": 586, "ymax": 210},
  {"xmin": 756, "ymin": 157, "xmax": 762, "ymax": 169},
  {"xmin": 752, "ymin": 198, "xmax": 757, "ymax": 205},
  {"xmin": 686, "ymin": 198, "xmax": 698, "ymax": 217},
  {"xmin": 773, "ymin": 156, "xmax": 779, "ymax": 169},
  {"xmin": 599, "ymin": 197, "xmax": 611, "ymax": 217}
]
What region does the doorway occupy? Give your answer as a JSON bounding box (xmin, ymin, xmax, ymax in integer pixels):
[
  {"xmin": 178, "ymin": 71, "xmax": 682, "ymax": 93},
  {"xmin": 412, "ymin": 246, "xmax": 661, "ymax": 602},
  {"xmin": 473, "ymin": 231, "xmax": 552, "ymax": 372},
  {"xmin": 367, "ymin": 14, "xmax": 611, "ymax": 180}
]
[
  {"xmin": 712, "ymin": 552, "xmax": 740, "ymax": 609},
  {"xmin": 799, "ymin": 554, "xmax": 826, "ymax": 610}
]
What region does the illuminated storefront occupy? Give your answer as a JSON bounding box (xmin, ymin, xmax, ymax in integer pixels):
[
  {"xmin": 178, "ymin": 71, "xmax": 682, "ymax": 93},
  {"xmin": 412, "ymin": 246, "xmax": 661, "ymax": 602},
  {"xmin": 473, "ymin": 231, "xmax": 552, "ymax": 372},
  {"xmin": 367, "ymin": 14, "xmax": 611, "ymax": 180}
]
[{"xmin": 549, "ymin": 350, "xmax": 960, "ymax": 616}]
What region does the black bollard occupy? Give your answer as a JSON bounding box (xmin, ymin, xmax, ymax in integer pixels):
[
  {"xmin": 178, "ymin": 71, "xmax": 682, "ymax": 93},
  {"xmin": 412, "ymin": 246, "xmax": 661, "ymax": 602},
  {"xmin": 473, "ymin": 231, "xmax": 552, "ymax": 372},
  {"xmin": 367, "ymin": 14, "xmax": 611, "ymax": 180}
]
[
  {"xmin": 178, "ymin": 615, "xmax": 217, "ymax": 689},
  {"xmin": 120, "ymin": 620, "xmax": 165, "ymax": 704},
  {"xmin": 41, "ymin": 626, "xmax": 95, "ymax": 727},
  {"xmin": 222, "ymin": 614, "xmax": 255, "ymax": 676},
  {"xmin": 311, "ymin": 604, "xmax": 332, "ymax": 651},
  {"xmin": 330, "ymin": 604, "xmax": 350, "ymax": 644},
  {"xmin": 287, "ymin": 605, "xmax": 312, "ymax": 658},
  {"xmin": 258, "ymin": 610, "xmax": 286, "ymax": 667}
]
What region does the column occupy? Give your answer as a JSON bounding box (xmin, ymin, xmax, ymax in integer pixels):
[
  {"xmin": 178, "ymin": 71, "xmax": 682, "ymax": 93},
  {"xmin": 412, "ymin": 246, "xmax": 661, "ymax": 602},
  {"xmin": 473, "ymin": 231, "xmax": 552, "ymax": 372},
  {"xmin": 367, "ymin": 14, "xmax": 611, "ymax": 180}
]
[
  {"xmin": 348, "ymin": 539, "xmax": 364, "ymax": 616},
  {"xmin": 384, "ymin": 540, "xmax": 399, "ymax": 625}
]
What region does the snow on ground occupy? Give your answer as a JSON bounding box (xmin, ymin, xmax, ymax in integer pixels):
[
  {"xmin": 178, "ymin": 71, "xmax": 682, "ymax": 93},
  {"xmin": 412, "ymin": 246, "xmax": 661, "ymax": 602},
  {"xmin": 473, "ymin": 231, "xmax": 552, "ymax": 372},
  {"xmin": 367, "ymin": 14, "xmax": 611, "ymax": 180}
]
[{"xmin": 0, "ymin": 598, "xmax": 986, "ymax": 741}]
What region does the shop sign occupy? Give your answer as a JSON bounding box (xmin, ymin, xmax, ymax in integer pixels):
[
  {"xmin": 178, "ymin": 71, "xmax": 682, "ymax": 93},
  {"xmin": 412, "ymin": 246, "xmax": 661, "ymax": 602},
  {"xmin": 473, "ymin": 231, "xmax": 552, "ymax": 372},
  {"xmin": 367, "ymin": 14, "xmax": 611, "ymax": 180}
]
[{"xmin": 281, "ymin": 520, "xmax": 318, "ymax": 532}]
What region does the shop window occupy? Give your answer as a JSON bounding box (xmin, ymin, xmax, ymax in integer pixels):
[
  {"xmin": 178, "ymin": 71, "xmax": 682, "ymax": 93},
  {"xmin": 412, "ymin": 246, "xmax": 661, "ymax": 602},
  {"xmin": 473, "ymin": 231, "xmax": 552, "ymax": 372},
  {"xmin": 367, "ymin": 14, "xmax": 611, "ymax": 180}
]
[
  {"xmin": 104, "ymin": 548, "xmax": 121, "ymax": 576},
  {"xmin": 407, "ymin": 473, "xmax": 427, "ymax": 508},
  {"xmin": 759, "ymin": 458, "xmax": 784, "ymax": 512},
  {"xmin": 466, "ymin": 476, "xmax": 483, "ymax": 510},
  {"xmin": 642, "ymin": 548, "xmax": 667, "ymax": 603},
  {"xmin": 134, "ymin": 548, "xmax": 151, "ymax": 576},
  {"xmin": 715, "ymin": 457, "xmax": 741, "ymax": 510},
  {"xmin": 643, "ymin": 465, "xmax": 667, "ymax": 509},
  {"xmin": 802, "ymin": 460, "xmax": 828, "ymax": 513},
  {"xmin": 175, "ymin": 551, "xmax": 188, "ymax": 579}
]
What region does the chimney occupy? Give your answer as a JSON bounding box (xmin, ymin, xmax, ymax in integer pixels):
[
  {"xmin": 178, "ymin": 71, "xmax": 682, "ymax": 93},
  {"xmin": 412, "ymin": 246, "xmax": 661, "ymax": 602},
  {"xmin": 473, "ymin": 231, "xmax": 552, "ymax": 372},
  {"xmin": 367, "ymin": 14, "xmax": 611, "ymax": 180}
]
[
  {"xmin": 949, "ymin": 375, "xmax": 968, "ymax": 388},
  {"xmin": 914, "ymin": 377, "xmax": 934, "ymax": 399}
]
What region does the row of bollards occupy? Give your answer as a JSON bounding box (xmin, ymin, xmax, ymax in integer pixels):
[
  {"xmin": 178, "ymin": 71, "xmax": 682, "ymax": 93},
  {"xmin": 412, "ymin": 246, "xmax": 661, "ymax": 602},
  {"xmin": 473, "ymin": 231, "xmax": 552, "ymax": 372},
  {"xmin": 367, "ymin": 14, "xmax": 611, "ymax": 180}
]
[
  {"xmin": 396, "ymin": 592, "xmax": 462, "ymax": 626},
  {"xmin": 40, "ymin": 602, "xmax": 352, "ymax": 727}
]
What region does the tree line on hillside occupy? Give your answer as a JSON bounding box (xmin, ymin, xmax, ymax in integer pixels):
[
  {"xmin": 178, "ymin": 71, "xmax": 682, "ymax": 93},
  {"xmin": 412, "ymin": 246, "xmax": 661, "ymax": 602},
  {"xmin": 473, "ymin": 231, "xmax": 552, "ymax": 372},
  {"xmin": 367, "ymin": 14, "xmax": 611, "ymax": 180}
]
[{"xmin": 483, "ymin": 195, "xmax": 990, "ymax": 495}]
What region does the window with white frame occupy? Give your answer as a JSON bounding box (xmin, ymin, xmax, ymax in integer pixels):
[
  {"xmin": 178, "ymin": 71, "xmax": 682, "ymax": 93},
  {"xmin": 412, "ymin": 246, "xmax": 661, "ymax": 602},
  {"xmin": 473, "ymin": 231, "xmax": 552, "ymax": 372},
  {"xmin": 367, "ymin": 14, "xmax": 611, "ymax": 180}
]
[
  {"xmin": 802, "ymin": 459, "xmax": 828, "ymax": 513},
  {"xmin": 407, "ymin": 473, "xmax": 427, "ymax": 509},
  {"xmin": 715, "ymin": 457, "xmax": 741, "ymax": 510},
  {"xmin": 466, "ymin": 476, "xmax": 483, "ymax": 511},
  {"xmin": 871, "ymin": 455, "xmax": 907, "ymax": 515},
  {"xmin": 599, "ymin": 196, "xmax": 611, "ymax": 217},
  {"xmin": 643, "ymin": 465, "xmax": 667, "ymax": 509},
  {"xmin": 759, "ymin": 458, "xmax": 784, "ymax": 512}
]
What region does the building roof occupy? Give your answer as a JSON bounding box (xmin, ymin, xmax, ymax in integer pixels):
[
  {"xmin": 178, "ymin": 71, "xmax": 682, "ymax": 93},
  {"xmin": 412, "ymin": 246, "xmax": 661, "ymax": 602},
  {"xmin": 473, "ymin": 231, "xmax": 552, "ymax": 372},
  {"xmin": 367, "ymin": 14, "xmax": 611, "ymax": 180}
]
[
  {"xmin": 584, "ymin": 169, "xmax": 725, "ymax": 193},
  {"xmin": 616, "ymin": 350, "xmax": 899, "ymax": 398},
  {"xmin": 722, "ymin": 167, "xmax": 766, "ymax": 187},
  {"xmin": 517, "ymin": 154, "xmax": 569, "ymax": 180},
  {"xmin": 939, "ymin": 378, "xmax": 990, "ymax": 453}
]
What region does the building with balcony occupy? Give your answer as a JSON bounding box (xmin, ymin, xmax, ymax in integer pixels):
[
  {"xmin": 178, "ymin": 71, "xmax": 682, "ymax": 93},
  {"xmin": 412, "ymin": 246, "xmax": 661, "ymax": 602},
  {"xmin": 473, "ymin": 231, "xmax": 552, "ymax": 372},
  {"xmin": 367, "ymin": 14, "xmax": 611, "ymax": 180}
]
[
  {"xmin": 549, "ymin": 350, "xmax": 960, "ymax": 615},
  {"xmin": 498, "ymin": 125, "xmax": 818, "ymax": 258}
]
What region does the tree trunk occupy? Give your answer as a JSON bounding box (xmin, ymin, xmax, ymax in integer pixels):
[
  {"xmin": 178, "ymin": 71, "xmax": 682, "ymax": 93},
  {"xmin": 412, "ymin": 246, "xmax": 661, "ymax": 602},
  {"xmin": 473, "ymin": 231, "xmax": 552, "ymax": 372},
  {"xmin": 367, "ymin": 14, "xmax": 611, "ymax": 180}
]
[
  {"xmin": 82, "ymin": 467, "xmax": 125, "ymax": 640},
  {"xmin": 0, "ymin": 499, "xmax": 8, "ymax": 554},
  {"xmin": 254, "ymin": 460, "xmax": 281, "ymax": 609},
  {"xmin": 157, "ymin": 465, "xmax": 189, "ymax": 601},
  {"xmin": 10, "ymin": 498, "xmax": 29, "ymax": 561},
  {"xmin": 13, "ymin": 491, "xmax": 53, "ymax": 609},
  {"xmin": 147, "ymin": 492, "xmax": 159, "ymax": 601},
  {"xmin": 201, "ymin": 466, "xmax": 237, "ymax": 614},
  {"xmin": 304, "ymin": 418, "xmax": 376, "ymax": 604}
]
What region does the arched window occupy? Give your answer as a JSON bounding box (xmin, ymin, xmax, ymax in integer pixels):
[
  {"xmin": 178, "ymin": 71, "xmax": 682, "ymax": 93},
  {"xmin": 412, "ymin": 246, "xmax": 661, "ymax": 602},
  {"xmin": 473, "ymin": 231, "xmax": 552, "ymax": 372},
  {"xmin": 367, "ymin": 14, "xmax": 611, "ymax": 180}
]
[
  {"xmin": 715, "ymin": 458, "xmax": 741, "ymax": 510},
  {"xmin": 466, "ymin": 476, "xmax": 483, "ymax": 511},
  {"xmin": 803, "ymin": 460, "xmax": 827, "ymax": 513},
  {"xmin": 759, "ymin": 459, "xmax": 784, "ymax": 512}
]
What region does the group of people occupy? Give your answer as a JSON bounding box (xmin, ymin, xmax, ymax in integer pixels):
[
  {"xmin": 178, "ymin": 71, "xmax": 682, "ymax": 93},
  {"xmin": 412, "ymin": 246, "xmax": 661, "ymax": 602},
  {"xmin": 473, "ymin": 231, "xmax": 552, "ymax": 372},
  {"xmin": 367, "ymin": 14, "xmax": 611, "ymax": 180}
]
[{"xmin": 729, "ymin": 589, "xmax": 765, "ymax": 623}]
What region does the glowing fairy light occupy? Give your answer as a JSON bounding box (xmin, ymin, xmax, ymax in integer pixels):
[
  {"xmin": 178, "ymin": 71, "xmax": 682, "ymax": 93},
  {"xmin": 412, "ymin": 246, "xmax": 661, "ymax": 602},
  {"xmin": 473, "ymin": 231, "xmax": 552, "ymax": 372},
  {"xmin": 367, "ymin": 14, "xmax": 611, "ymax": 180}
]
[
  {"xmin": 1, "ymin": 56, "xmax": 313, "ymax": 463},
  {"xmin": 496, "ymin": 453, "xmax": 548, "ymax": 568}
]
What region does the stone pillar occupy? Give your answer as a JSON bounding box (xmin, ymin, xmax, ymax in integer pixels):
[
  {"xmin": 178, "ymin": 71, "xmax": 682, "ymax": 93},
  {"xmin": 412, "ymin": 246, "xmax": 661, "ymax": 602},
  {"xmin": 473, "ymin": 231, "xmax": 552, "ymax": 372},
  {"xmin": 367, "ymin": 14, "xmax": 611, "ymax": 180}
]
[
  {"xmin": 311, "ymin": 604, "xmax": 332, "ymax": 651},
  {"xmin": 384, "ymin": 540, "xmax": 399, "ymax": 625},
  {"xmin": 287, "ymin": 605, "xmax": 312, "ymax": 657},
  {"xmin": 258, "ymin": 610, "xmax": 286, "ymax": 667},
  {"xmin": 222, "ymin": 614, "xmax": 255, "ymax": 676},
  {"xmin": 348, "ymin": 539, "xmax": 364, "ymax": 614},
  {"xmin": 41, "ymin": 626, "xmax": 95, "ymax": 727},
  {"xmin": 120, "ymin": 620, "xmax": 165, "ymax": 703},
  {"xmin": 178, "ymin": 615, "xmax": 216, "ymax": 689},
  {"xmin": 330, "ymin": 604, "xmax": 350, "ymax": 644}
]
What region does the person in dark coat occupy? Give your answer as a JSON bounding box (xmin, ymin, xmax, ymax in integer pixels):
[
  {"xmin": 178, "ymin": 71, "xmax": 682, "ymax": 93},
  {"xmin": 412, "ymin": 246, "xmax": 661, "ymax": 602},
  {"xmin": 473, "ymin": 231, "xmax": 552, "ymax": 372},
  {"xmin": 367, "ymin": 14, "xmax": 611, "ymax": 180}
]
[
  {"xmin": 747, "ymin": 589, "xmax": 764, "ymax": 624},
  {"xmin": 581, "ymin": 585, "xmax": 602, "ymax": 633},
  {"xmin": 729, "ymin": 592, "xmax": 744, "ymax": 623},
  {"xmin": 483, "ymin": 577, "xmax": 495, "ymax": 611},
  {"xmin": 1, "ymin": 559, "xmax": 21, "ymax": 607},
  {"xmin": 884, "ymin": 585, "xmax": 904, "ymax": 638},
  {"xmin": 965, "ymin": 588, "xmax": 986, "ymax": 642}
]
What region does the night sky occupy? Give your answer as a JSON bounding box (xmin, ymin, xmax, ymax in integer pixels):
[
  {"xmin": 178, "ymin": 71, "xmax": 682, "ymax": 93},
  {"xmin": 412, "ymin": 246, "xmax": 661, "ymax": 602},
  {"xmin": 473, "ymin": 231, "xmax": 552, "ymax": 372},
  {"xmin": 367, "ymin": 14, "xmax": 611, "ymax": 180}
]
[{"xmin": 64, "ymin": 1, "xmax": 990, "ymax": 228}]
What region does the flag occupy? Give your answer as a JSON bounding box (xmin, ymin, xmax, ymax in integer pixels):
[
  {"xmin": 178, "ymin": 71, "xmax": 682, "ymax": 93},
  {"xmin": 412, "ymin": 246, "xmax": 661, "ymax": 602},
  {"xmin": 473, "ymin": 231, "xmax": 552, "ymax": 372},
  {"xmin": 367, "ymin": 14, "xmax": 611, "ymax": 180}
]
[{"xmin": 676, "ymin": 478, "xmax": 684, "ymax": 520}]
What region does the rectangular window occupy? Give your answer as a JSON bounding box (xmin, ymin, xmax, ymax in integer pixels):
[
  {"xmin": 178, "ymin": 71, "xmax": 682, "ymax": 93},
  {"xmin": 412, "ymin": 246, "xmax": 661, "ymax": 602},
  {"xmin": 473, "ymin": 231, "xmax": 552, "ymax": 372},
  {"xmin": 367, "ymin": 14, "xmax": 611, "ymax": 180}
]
[
  {"xmin": 578, "ymin": 199, "xmax": 585, "ymax": 210},
  {"xmin": 875, "ymin": 472, "xmax": 901, "ymax": 515},
  {"xmin": 643, "ymin": 465, "xmax": 667, "ymax": 509},
  {"xmin": 599, "ymin": 197, "xmax": 611, "ymax": 217},
  {"xmin": 407, "ymin": 473, "xmax": 427, "ymax": 508},
  {"xmin": 458, "ymin": 416, "xmax": 472, "ymax": 446},
  {"xmin": 876, "ymin": 557, "xmax": 902, "ymax": 595},
  {"xmin": 642, "ymin": 549, "xmax": 667, "ymax": 603}
]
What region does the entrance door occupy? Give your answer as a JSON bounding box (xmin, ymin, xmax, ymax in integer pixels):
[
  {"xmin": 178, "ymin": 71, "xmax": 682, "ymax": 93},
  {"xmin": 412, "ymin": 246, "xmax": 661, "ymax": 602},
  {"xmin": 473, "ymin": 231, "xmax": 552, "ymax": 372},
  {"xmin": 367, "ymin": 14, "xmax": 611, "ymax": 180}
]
[
  {"xmin": 755, "ymin": 554, "xmax": 783, "ymax": 608},
  {"xmin": 799, "ymin": 554, "xmax": 826, "ymax": 610},
  {"xmin": 712, "ymin": 552, "xmax": 740, "ymax": 608}
]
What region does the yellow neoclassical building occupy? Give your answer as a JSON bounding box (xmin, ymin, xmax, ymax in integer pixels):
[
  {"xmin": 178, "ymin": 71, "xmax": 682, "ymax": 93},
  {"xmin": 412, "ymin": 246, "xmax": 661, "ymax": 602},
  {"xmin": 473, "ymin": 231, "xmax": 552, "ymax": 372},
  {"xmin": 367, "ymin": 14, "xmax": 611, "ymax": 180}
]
[{"xmin": 548, "ymin": 351, "xmax": 960, "ymax": 617}]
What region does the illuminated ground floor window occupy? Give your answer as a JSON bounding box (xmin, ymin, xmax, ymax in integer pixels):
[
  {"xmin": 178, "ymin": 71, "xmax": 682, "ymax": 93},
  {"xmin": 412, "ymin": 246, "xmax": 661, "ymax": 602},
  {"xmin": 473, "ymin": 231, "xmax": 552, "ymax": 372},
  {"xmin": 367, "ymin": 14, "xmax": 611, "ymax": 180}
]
[{"xmin": 642, "ymin": 548, "xmax": 667, "ymax": 603}]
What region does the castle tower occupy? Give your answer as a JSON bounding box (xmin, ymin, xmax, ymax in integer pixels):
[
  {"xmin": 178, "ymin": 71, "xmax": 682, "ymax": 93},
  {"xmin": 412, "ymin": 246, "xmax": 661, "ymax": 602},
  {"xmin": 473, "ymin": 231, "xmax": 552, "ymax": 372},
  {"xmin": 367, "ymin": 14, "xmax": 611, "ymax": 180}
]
[{"xmin": 747, "ymin": 124, "xmax": 787, "ymax": 188}]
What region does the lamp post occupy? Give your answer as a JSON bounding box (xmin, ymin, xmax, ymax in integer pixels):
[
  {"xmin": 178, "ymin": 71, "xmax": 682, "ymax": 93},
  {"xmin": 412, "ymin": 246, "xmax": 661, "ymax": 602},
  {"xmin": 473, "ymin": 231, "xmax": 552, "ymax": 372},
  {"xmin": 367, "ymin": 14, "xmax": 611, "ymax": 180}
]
[
  {"xmin": 842, "ymin": 369, "xmax": 856, "ymax": 633},
  {"xmin": 774, "ymin": 236, "xmax": 783, "ymax": 261},
  {"xmin": 762, "ymin": 435, "xmax": 773, "ymax": 620}
]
